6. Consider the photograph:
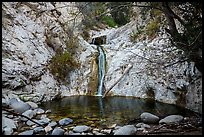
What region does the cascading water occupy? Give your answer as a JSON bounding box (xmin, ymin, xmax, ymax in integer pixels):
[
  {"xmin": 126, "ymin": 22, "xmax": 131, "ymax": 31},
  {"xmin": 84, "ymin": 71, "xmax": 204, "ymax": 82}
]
[{"xmin": 96, "ymin": 46, "xmax": 106, "ymax": 96}]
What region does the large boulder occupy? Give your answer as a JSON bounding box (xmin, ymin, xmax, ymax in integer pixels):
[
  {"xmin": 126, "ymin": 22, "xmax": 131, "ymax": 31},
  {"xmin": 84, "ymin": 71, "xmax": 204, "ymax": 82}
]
[
  {"xmin": 9, "ymin": 98, "xmax": 31, "ymax": 114},
  {"xmin": 2, "ymin": 116, "xmax": 18, "ymax": 130},
  {"xmin": 159, "ymin": 115, "xmax": 184, "ymax": 125},
  {"xmin": 140, "ymin": 112, "xmax": 159, "ymax": 124},
  {"xmin": 114, "ymin": 125, "xmax": 137, "ymax": 135}
]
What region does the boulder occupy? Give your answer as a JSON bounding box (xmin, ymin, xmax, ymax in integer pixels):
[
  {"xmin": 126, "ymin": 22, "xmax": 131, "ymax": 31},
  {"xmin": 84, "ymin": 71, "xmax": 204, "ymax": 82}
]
[
  {"xmin": 9, "ymin": 98, "xmax": 31, "ymax": 114},
  {"xmin": 21, "ymin": 110, "xmax": 36, "ymax": 121},
  {"xmin": 26, "ymin": 101, "xmax": 38, "ymax": 109},
  {"xmin": 58, "ymin": 118, "xmax": 73, "ymax": 126},
  {"xmin": 140, "ymin": 112, "xmax": 159, "ymax": 124},
  {"xmin": 18, "ymin": 130, "xmax": 34, "ymax": 135},
  {"xmin": 51, "ymin": 127, "xmax": 65, "ymax": 135},
  {"xmin": 3, "ymin": 127, "xmax": 13, "ymax": 135},
  {"xmin": 48, "ymin": 121, "xmax": 57, "ymax": 127},
  {"xmin": 73, "ymin": 125, "xmax": 91, "ymax": 133},
  {"xmin": 159, "ymin": 115, "xmax": 184, "ymax": 125},
  {"xmin": 34, "ymin": 108, "xmax": 45, "ymax": 114},
  {"xmin": 113, "ymin": 125, "xmax": 137, "ymax": 135},
  {"xmin": 33, "ymin": 126, "xmax": 44, "ymax": 133},
  {"xmin": 2, "ymin": 116, "xmax": 18, "ymax": 129}
]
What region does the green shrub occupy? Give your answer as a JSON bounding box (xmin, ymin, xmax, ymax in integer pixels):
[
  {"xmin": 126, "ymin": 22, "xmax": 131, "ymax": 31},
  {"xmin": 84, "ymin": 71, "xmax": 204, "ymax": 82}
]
[
  {"xmin": 146, "ymin": 19, "xmax": 160, "ymax": 37},
  {"xmin": 48, "ymin": 35, "xmax": 80, "ymax": 83},
  {"xmin": 101, "ymin": 15, "xmax": 117, "ymax": 28},
  {"xmin": 49, "ymin": 51, "xmax": 80, "ymax": 83}
]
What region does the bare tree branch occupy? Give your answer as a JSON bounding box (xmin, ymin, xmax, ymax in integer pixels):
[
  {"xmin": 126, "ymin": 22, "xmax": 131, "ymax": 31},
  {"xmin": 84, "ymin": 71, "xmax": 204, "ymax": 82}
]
[{"xmin": 2, "ymin": 107, "xmax": 45, "ymax": 128}]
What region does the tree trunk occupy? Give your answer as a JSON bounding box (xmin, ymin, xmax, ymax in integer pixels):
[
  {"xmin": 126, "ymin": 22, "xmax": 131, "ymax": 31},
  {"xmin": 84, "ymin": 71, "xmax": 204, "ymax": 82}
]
[{"xmin": 102, "ymin": 64, "xmax": 133, "ymax": 98}]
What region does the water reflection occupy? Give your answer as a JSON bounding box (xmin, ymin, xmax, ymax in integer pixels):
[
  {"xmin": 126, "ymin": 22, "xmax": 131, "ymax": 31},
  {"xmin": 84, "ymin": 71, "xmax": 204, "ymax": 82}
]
[
  {"xmin": 39, "ymin": 96, "xmax": 196, "ymax": 127},
  {"xmin": 97, "ymin": 96, "xmax": 105, "ymax": 119}
]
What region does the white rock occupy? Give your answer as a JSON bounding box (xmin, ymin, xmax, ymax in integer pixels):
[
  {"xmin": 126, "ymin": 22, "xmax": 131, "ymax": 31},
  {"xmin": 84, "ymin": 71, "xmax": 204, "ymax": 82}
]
[
  {"xmin": 114, "ymin": 125, "xmax": 137, "ymax": 135},
  {"xmin": 159, "ymin": 115, "xmax": 184, "ymax": 125}
]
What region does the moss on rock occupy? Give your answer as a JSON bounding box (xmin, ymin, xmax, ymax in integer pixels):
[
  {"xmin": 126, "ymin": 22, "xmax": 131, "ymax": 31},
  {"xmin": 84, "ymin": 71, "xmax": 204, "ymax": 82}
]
[{"xmin": 87, "ymin": 55, "xmax": 99, "ymax": 95}]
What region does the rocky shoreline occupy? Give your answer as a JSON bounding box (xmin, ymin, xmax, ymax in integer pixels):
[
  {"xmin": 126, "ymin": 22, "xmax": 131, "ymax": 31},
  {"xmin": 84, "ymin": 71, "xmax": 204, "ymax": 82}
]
[{"xmin": 2, "ymin": 96, "xmax": 202, "ymax": 135}]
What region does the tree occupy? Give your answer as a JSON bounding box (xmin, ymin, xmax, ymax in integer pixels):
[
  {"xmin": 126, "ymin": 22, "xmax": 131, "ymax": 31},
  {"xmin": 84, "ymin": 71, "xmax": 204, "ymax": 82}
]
[
  {"xmin": 92, "ymin": 2, "xmax": 202, "ymax": 73},
  {"xmin": 160, "ymin": 2, "xmax": 202, "ymax": 73},
  {"xmin": 107, "ymin": 2, "xmax": 132, "ymax": 26},
  {"xmin": 74, "ymin": 2, "xmax": 202, "ymax": 73}
]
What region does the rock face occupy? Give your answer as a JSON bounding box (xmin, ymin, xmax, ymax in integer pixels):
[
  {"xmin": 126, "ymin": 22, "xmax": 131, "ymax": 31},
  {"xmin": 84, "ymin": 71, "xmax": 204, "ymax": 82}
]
[
  {"xmin": 92, "ymin": 20, "xmax": 202, "ymax": 114},
  {"xmin": 2, "ymin": 2, "xmax": 98, "ymax": 103}
]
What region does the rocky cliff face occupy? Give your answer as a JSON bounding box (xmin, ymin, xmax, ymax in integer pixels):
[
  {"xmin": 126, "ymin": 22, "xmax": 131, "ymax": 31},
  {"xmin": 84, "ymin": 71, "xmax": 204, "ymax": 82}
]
[
  {"xmin": 91, "ymin": 20, "xmax": 202, "ymax": 114},
  {"xmin": 2, "ymin": 2, "xmax": 202, "ymax": 114},
  {"xmin": 2, "ymin": 2, "xmax": 98, "ymax": 102}
]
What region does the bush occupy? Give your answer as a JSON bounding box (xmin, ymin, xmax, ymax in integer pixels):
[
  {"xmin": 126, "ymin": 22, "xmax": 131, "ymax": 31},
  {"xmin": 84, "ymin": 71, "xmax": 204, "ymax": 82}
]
[
  {"xmin": 101, "ymin": 15, "xmax": 117, "ymax": 28},
  {"xmin": 108, "ymin": 2, "xmax": 132, "ymax": 26},
  {"xmin": 48, "ymin": 35, "xmax": 80, "ymax": 83},
  {"xmin": 49, "ymin": 51, "xmax": 80, "ymax": 82},
  {"xmin": 146, "ymin": 19, "xmax": 160, "ymax": 37}
]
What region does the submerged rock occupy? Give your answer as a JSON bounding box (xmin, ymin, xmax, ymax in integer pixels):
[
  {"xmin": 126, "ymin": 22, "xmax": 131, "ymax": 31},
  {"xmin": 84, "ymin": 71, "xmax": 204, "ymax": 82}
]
[{"xmin": 44, "ymin": 125, "xmax": 53, "ymax": 133}]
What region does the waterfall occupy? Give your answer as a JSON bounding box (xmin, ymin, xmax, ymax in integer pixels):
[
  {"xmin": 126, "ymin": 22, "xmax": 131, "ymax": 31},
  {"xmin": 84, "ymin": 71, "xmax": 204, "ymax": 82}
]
[{"xmin": 96, "ymin": 46, "xmax": 105, "ymax": 96}]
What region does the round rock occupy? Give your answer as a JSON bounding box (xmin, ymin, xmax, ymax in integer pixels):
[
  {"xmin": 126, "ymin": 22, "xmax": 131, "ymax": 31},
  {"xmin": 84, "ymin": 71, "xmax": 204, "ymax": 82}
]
[
  {"xmin": 52, "ymin": 127, "xmax": 65, "ymax": 135},
  {"xmin": 21, "ymin": 110, "xmax": 36, "ymax": 121},
  {"xmin": 159, "ymin": 115, "xmax": 184, "ymax": 125},
  {"xmin": 59, "ymin": 118, "xmax": 73, "ymax": 126},
  {"xmin": 73, "ymin": 125, "xmax": 91, "ymax": 133},
  {"xmin": 140, "ymin": 112, "xmax": 159, "ymax": 124},
  {"xmin": 113, "ymin": 125, "xmax": 137, "ymax": 135},
  {"xmin": 26, "ymin": 101, "xmax": 38, "ymax": 109}
]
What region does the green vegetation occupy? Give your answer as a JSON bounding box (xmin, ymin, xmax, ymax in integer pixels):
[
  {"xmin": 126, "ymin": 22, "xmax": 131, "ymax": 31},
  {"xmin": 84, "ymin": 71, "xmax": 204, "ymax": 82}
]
[
  {"xmin": 48, "ymin": 34, "xmax": 80, "ymax": 83},
  {"xmin": 107, "ymin": 2, "xmax": 132, "ymax": 26},
  {"xmin": 101, "ymin": 15, "xmax": 117, "ymax": 28},
  {"xmin": 49, "ymin": 51, "xmax": 80, "ymax": 83},
  {"xmin": 145, "ymin": 19, "xmax": 160, "ymax": 37}
]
